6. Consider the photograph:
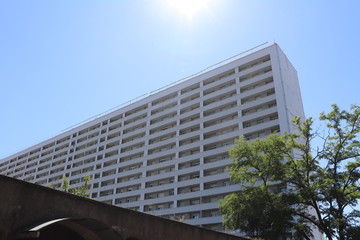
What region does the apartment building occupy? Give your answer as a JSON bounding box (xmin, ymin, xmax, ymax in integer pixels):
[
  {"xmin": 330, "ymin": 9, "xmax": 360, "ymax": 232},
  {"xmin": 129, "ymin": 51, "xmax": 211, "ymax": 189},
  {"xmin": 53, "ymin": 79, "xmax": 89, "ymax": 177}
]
[{"xmin": 0, "ymin": 43, "xmax": 305, "ymax": 231}]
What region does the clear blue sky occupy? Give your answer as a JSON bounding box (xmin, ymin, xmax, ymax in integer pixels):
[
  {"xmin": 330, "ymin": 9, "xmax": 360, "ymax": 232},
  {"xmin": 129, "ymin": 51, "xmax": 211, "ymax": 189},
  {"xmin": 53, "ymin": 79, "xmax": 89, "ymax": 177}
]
[{"xmin": 1, "ymin": 0, "xmax": 359, "ymax": 158}]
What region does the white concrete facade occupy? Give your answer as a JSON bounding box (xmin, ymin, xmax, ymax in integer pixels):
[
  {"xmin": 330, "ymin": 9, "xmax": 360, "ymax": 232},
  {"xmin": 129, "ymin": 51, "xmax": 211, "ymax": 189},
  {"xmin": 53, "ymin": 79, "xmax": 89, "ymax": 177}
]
[{"xmin": 0, "ymin": 44, "xmax": 304, "ymax": 231}]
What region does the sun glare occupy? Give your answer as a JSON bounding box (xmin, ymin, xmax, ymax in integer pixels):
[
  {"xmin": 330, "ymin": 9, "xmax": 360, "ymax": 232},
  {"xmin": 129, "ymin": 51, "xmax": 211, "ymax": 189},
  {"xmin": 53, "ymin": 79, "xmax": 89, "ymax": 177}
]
[{"xmin": 168, "ymin": 0, "xmax": 210, "ymax": 20}]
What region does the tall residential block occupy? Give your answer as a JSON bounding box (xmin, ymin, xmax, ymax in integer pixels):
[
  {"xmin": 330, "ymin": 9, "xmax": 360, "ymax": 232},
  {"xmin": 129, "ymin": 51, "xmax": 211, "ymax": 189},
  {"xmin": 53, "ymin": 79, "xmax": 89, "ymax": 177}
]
[{"xmin": 0, "ymin": 44, "xmax": 304, "ymax": 231}]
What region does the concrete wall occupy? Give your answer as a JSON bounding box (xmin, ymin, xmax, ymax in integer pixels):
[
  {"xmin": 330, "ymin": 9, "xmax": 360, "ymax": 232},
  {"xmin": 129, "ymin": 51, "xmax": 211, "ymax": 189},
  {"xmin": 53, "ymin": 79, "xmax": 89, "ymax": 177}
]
[{"xmin": 0, "ymin": 175, "xmax": 247, "ymax": 240}]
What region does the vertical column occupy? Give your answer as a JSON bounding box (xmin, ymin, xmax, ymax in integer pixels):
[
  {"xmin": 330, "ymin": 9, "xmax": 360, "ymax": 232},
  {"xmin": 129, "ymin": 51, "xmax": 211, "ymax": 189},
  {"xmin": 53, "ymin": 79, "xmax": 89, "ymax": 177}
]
[
  {"xmin": 235, "ymin": 66, "xmax": 244, "ymax": 132},
  {"xmin": 198, "ymin": 81, "xmax": 205, "ymax": 191},
  {"xmin": 139, "ymin": 102, "xmax": 152, "ymax": 207},
  {"xmin": 173, "ymin": 90, "xmax": 181, "ymax": 212}
]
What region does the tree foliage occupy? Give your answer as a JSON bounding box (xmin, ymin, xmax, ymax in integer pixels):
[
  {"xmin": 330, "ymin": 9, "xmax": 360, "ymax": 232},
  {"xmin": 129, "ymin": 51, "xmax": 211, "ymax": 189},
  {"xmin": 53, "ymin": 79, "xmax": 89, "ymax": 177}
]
[
  {"xmin": 219, "ymin": 104, "xmax": 360, "ymax": 240},
  {"xmin": 59, "ymin": 175, "xmax": 91, "ymax": 198}
]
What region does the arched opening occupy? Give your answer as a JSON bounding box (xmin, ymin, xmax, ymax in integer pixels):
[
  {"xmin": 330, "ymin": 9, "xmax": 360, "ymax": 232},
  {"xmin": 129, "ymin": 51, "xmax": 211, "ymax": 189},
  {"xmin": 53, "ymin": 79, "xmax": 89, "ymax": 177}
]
[
  {"xmin": 16, "ymin": 217, "xmax": 123, "ymax": 240},
  {"xmin": 31, "ymin": 223, "xmax": 84, "ymax": 240}
]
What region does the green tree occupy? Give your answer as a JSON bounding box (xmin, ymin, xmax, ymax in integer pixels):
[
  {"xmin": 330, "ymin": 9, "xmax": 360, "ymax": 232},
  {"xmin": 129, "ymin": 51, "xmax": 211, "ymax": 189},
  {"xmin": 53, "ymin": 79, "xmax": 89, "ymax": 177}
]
[
  {"xmin": 219, "ymin": 104, "xmax": 360, "ymax": 240},
  {"xmin": 60, "ymin": 175, "xmax": 91, "ymax": 198}
]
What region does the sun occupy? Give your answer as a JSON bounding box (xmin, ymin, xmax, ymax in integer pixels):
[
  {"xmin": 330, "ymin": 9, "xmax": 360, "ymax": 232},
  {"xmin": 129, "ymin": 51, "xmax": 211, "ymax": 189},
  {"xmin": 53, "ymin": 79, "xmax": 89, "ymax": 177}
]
[{"xmin": 167, "ymin": 0, "xmax": 211, "ymax": 20}]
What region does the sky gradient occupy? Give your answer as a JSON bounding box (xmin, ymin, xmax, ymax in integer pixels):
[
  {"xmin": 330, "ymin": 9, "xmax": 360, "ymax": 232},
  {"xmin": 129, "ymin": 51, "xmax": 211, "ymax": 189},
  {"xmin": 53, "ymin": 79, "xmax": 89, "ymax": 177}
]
[{"xmin": 1, "ymin": 0, "xmax": 359, "ymax": 158}]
